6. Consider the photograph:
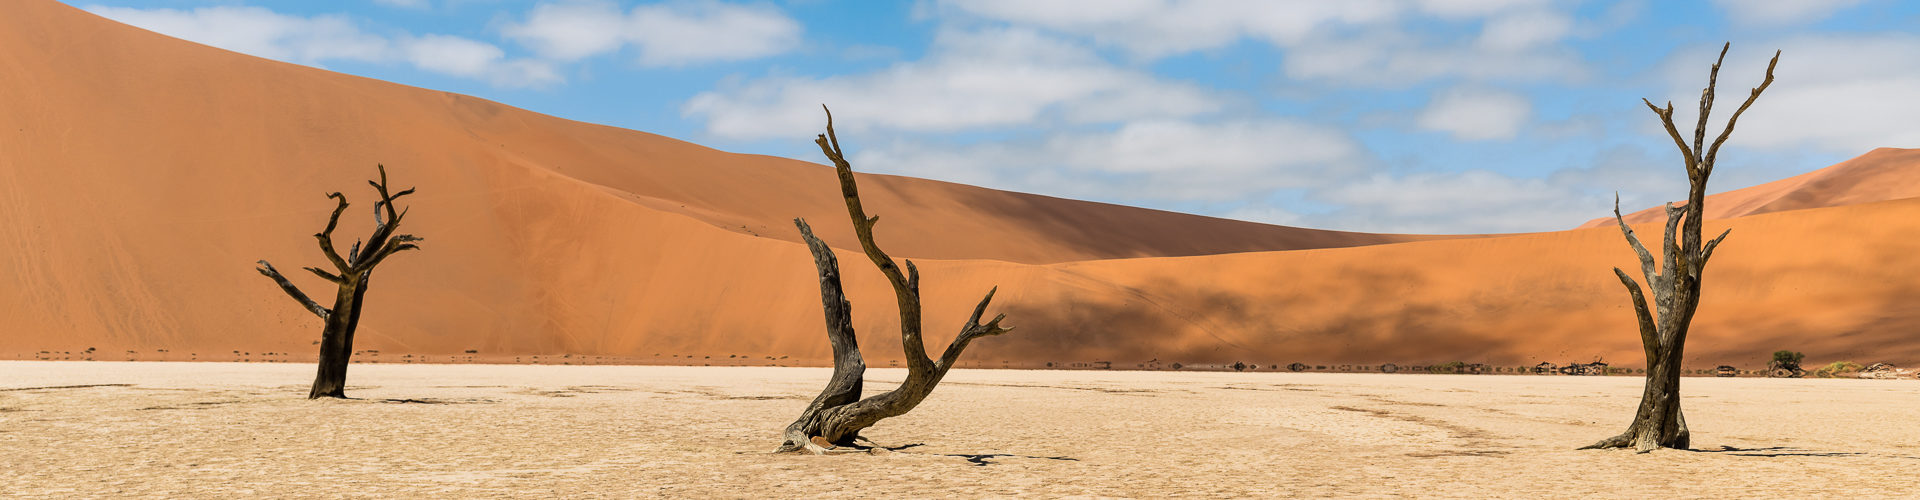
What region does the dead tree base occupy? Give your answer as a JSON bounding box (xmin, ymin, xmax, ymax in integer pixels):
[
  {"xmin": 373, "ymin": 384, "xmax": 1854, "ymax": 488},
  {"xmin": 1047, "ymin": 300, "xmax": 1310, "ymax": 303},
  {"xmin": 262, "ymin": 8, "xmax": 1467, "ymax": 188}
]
[
  {"xmin": 776, "ymin": 435, "xmax": 895, "ymax": 456},
  {"xmin": 1579, "ymin": 425, "xmax": 1690, "ymax": 453}
]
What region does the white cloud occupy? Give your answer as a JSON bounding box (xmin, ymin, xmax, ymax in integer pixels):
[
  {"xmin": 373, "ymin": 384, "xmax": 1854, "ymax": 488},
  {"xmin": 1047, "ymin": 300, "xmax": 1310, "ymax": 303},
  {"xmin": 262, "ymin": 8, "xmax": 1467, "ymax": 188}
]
[
  {"xmin": 86, "ymin": 6, "xmax": 389, "ymax": 65},
  {"xmin": 401, "ymin": 35, "xmax": 563, "ymax": 88},
  {"xmin": 86, "ymin": 5, "xmax": 558, "ymax": 89},
  {"xmin": 1654, "ymin": 36, "xmax": 1920, "ymax": 155},
  {"xmin": 1323, "ymin": 170, "xmax": 1563, "ymax": 215},
  {"xmin": 403, "ymin": 35, "xmax": 504, "ymax": 76},
  {"xmin": 1413, "ymin": 0, "xmax": 1554, "ymax": 19},
  {"xmin": 1475, "ymin": 9, "xmax": 1572, "ymax": 51},
  {"xmin": 1417, "ymin": 86, "xmax": 1531, "ymax": 141},
  {"xmin": 374, "ymin": 0, "xmax": 431, "ymax": 9},
  {"xmin": 944, "ymin": 0, "xmax": 1397, "ymax": 57},
  {"xmin": 1232, "ymin": 144, "xmax": 1715, "ymax": 234},
  {"xmin": 1709, "ymin": 0, "xmax": 1867, "ymax": 26},
  {"xmin": 1281, "ymin": 28, "xmax": 1587, "ymax": 86},
  {"xmin": 1220, "ymin": 204, "xmax": 1306, "ymax": 227},
  {"xmin": 936, "ymin": 0, "xmax": 1400, "ymax": 58},
  {"xmin": 628, "ymin": 1, "xmax": 803, "ymax": 66},
  {"xmin": 682, "ymin": 27, "xmax": 1222, "ymax": 139},
  {"xmin": 502, "ymin": 0, "xmax": 802, "ymax": 66},
  {"xmin": 501, "ymin": 1, "xmax": 632, "ymax": 61},
  {"xmin": 938, "ymin": 0, "xmax": 1587, "ymax": 85},
  {"xmin": 849, "ymin": 119, "xmax": 1369, "ymax": 203},
  {"xmin": 1305, "ymin": 170, "xmax": 1596, "ymax": 233}
]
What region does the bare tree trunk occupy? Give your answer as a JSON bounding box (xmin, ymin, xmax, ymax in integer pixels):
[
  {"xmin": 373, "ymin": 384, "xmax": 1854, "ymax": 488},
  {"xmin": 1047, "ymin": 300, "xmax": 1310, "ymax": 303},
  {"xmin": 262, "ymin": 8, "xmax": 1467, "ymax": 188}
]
[
  {"xmin": 777, "ymin": 107, "xmax": 1013, "ymax": 454},
  {"xmin": 1583, "ymin": 43, "xmax": 1776, "ymax": 452},
  {"xmin": 779, "ymin": 219, "xmax": 865, "ymax": 450},
  {"xmin": 257, "ymin": 165, "xmax": 423, "ymax": 400},
  {"xmin": 308, "ymin": 277, "xmax": 371, "ymax": 398}
]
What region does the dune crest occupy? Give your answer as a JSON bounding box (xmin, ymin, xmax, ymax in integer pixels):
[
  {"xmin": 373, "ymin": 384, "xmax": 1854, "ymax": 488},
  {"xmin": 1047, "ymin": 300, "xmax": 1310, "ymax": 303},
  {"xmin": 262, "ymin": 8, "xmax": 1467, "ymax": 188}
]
[{"xmin": 1579, "ymin": 147, "xmax": 1920, "ymax": 228}]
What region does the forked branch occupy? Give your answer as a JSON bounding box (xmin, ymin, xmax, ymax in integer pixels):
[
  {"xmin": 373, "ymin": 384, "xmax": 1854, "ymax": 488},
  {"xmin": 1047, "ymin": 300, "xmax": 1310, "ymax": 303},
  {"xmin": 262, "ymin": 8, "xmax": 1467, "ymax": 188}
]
[
  {"xmin": 315, "ymin": 193, "xmax": 351, "ymax": 273},
  {"xmin": 1642, "ymin": 99, "xmax": 1696, "ymax": 175},
  {"xmin": 1704, "ymin": 47, "xmax": 1780, "ymax": 177},
  {"xmin": 1612, "ymin": 193, "xmax": 1656, "ymax": 282},
  {"xmin": 813, "ymin": 105, "xmax": 933, "ymax": 373}
]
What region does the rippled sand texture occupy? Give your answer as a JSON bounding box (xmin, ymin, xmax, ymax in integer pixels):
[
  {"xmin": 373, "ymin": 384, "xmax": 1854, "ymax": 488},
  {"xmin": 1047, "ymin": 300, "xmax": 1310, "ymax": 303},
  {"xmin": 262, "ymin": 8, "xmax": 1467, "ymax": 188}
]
[{"xmin": 4, "ymin": 362, "xmax": 1917, "ymax": 498}]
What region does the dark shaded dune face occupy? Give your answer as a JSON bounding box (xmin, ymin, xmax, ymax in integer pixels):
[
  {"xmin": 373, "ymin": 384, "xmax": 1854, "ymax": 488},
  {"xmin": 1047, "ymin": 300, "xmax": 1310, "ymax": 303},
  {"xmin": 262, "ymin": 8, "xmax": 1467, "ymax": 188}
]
[
  {"xmin": 4, "ymin": 0, "xmax": 1920, "ymax": 370},
  {"xmin": 941, "ymin": 183, "xmax": 1446, "ymax": 261}
]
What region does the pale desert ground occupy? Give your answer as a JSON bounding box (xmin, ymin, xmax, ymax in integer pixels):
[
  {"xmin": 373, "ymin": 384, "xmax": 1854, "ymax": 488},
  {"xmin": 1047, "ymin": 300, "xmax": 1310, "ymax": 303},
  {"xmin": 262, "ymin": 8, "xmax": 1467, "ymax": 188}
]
[{"xmin": 4, "ymin": 361, "xmax": 1916, "ymax": 498}]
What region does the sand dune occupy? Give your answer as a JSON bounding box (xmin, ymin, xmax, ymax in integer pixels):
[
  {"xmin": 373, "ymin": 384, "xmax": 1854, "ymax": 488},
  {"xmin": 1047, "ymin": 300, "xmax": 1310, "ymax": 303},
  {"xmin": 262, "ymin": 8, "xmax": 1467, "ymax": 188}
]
[
  {"xmin": 1578, "ymin": 147, "xmax": 1920, "ymax": 228},
  {"xmin": 0, "ymin": 0, "xmax": 1425, "ymax": 267},
  {"xmin": 4, "ymin": 0, "xmax": 1920, "ymax": 371}
]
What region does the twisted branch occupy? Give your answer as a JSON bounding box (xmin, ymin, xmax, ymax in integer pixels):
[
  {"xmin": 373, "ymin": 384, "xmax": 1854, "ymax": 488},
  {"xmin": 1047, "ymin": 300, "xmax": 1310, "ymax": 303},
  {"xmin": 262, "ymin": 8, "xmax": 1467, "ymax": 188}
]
[
  {"xmin": 1613, "ymin": 193, "xmax": 1656, "ymax": 283},
  {"xmin": 1704, "ymin": 48, "xmax": 1779, "ymax": 179},
  {"xmin": 813, "ymin": 105, "xmax": 931, "ymax": 373},
  {"xmin": 257, "ymin": 166, "xmax": 423, "ymax": 321},
  {"xmin": 315, "ymin": 193, "xmax": 350, "ymax": 273},
  {"xmin": 257, "ymin": 260, "xmax": 330, "ymax": 319}
]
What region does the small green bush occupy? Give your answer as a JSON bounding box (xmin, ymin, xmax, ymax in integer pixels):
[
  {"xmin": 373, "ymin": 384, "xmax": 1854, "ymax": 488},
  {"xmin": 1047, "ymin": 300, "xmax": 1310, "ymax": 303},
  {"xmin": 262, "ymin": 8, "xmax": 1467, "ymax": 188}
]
[{"xmin": 1812, "ymin": 361, "xmax": 1863, "ymax": 378}]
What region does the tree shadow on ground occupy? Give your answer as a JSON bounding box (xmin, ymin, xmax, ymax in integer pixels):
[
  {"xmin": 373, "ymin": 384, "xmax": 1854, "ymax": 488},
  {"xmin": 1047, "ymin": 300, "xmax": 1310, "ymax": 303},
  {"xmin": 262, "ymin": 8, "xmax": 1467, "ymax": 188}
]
[
  {"xmin": 373, "ymin": 397, "xmax": 497, "ymax": 404},
  {"xmin": 0, "ymin": 384, "xmax": 133, "ymax": 392},
  {"xmin": 796, "ymin": 441, "xmax": 1076, "ymax": 466},
  {"xmin": 937, "ymin": 453, "xmax": 1079, "ymax": 466},
  {"xmin": 1687, "ymin": 446, "xmax": 1920, "ymax": 459}
]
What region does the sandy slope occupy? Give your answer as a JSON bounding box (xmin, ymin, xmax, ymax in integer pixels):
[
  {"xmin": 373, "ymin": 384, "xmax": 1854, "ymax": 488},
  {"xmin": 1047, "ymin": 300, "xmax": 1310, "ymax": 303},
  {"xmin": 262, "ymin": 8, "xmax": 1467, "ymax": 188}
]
[
  {"xmin": 0, "ymin": 0, "xmax": 1423, "ymax": 266},
  {"xmin": 1579, "ymin": 147, "xmax": 1920, "ymax": 228},
  {"xmin": 943, "ymin": 194, "xmax": 1920, "ymax": 369},
  {"xmin": 4, "ymin": 0, "xmax": 1920, "ymax": 370},
  {"xmin": 4, "ymin": 362, "xmax": 1918, "ymax": 498}
]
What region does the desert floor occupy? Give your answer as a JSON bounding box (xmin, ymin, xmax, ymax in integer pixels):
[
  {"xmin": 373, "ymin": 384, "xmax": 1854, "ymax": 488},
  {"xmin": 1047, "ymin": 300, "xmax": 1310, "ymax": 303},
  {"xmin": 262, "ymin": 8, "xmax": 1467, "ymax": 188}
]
[{"xmin": 3, "ymin": 362, "xmax": 1916, "ymax": 498}]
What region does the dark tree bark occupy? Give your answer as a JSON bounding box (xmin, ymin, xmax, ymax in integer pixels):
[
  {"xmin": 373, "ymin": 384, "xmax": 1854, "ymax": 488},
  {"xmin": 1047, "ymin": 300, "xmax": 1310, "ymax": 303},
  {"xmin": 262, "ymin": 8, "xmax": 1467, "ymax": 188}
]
[
  {"xmin": 256, "ymin": 165, "xmax": 423, "ymax": 399},
  {"xmin": 1582, "ymin": 44, "xmax": 1777, "ymax": 452},
  {"xmin": 777, "ymin": 107, "xmax": 1013, "ymax": 454}
]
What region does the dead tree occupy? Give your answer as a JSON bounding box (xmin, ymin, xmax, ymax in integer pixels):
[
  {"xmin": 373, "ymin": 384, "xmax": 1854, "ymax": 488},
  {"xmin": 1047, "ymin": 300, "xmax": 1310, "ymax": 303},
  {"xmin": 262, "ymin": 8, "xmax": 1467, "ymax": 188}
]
[
  {"xmin": 1582, "ymin": 43, "xmax": 1776, "ymax": 452},
  {"xmin": 777, "ymin": 107, "xmax": 1013, "ymax": 454},
  {"xmin": 256, "ymin": 165, "xmax": 422, "ymax": 399}
]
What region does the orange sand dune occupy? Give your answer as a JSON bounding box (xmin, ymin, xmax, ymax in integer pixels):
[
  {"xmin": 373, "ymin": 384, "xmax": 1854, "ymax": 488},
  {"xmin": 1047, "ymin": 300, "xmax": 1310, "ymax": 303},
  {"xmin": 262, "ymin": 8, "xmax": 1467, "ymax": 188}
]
[
  {"xmin": 1579, "ymin": 147, "xmax": 1920, "ymax": 228},
  {"xmin": 4, "ymin": 0, "xmax": 1918, "ymax": 370},
  {"xmin": 0, "ymin": 1, "xmax": 1426, "ymax": 267}
]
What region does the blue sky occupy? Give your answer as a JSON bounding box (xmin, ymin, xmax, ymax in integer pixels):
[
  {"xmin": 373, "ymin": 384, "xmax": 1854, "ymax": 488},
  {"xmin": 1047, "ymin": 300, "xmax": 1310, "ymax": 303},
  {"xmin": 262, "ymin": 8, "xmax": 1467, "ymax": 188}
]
[{"xmin": 70, "ymin": 0, "xmax": 1920, "ymax": 233}]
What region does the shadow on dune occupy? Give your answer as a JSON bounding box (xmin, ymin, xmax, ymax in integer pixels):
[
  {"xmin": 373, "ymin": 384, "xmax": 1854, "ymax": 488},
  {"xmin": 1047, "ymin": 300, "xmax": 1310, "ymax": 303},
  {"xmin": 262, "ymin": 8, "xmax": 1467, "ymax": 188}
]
[
  {"xmin": 976, "ymin": 271, "xmax": 1532, "ymax": 367},
  {"xmin": 953, "ymin": 185, "xmax": 1431, "ymax": 261}
]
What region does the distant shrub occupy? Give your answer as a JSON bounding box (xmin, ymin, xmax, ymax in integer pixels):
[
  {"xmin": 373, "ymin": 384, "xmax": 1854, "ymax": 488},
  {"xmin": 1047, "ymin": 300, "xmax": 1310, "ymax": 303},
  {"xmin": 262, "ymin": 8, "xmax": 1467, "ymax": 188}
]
[
  {"xmin": 1769, "ymin": 350, "xmax": 1807, "ymax": 378},
  {"xmin": 1812, "ymin": 361, "xmax": 1864, "ymax": 378}
]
